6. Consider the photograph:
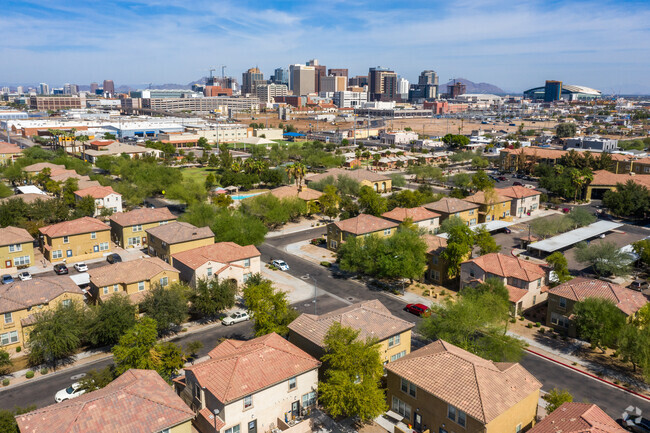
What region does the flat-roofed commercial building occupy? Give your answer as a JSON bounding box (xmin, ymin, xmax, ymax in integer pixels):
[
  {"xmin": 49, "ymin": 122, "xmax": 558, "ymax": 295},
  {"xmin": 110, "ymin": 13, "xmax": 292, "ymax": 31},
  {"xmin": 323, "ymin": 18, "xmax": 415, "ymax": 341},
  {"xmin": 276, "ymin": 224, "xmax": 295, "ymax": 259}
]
[
  {"xmin": 142, "ymin": 96, "xmax": 260, "ymax": 113},
  {"xmin": 29, "ymin": 95, "xmax": 85, "ymax": 110}
]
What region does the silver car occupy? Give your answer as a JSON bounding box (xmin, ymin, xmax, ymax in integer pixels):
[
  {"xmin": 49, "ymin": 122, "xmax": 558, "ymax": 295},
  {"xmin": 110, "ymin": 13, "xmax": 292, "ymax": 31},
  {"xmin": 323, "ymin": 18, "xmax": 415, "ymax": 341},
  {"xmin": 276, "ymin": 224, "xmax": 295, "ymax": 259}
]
[{"xmin": 222, "ymin": 311, "xmax": 250, "ymax": 326}]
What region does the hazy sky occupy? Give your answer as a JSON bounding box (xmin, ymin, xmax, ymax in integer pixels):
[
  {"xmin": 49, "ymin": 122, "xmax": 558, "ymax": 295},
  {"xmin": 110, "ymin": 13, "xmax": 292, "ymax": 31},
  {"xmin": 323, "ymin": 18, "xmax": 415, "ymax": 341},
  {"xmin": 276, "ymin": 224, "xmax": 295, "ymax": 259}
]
[{"xmin": 3, "ymin": 0, "xmax": 650, "ymax": 93}]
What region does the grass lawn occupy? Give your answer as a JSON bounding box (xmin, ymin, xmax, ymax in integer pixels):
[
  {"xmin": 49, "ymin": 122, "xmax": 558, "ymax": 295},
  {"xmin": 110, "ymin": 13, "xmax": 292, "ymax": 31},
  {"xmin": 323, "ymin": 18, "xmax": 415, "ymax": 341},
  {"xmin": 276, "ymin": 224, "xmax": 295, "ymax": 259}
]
[{"xmin": 177, "ymin": 166, "xmax": 218, "ymax": 183}]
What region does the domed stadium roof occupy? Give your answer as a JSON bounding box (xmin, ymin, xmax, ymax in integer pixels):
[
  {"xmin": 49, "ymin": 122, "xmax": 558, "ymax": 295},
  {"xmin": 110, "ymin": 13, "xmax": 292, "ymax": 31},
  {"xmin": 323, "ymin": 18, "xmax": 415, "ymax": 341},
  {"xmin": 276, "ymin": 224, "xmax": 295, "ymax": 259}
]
[{"xmin": 561, "ymin": 85, "xmax": 601, "ymax": 95}]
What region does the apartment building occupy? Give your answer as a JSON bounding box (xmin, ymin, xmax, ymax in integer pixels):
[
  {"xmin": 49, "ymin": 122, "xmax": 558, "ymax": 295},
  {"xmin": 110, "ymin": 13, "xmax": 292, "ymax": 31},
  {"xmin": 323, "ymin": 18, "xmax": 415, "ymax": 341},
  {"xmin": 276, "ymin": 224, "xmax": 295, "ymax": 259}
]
[
  {"xmin": 0, "ymin": 226, "xmax": 34, "ymax": 272},
  {"xmin": 109, "ymin": 207, "xmax": 177, "ymax": 249},
  {"xmin": 146, "ymin": 221, "xmax": 214, "ymax": 264},
  {"xmin": 74, "ymin": 185, "xmax": 123, "ymax": 216},
  {"xmin": 39, "ymin": 217, "xmax": 111, "ymax": 263},
  {"xmin": 327, "ymin": 214, "xmax": 398, "ymax": 251}
]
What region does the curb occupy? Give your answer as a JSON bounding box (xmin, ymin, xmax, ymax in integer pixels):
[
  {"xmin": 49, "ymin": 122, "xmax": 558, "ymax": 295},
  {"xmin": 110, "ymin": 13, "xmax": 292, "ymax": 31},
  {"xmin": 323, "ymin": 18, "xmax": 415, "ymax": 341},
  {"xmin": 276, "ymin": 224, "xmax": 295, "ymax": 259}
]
[{"xmin": 526, "ymin": 348, "xmax": 650, "ymax": 402}]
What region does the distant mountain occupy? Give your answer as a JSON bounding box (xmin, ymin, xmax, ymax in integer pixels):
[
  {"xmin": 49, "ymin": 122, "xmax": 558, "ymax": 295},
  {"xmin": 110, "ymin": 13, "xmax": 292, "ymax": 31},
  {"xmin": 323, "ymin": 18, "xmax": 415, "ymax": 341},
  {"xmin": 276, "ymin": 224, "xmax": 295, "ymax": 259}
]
[{"xmin": 442, "ymin": 78, "xmax": 505, "ymax": 95}]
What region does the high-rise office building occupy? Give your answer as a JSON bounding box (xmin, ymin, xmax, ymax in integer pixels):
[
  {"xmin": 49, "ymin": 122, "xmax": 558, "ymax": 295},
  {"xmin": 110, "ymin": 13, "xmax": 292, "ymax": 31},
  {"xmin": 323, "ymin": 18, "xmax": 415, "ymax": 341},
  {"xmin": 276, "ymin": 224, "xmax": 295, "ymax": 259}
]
[
  {"xmin": 241, "ymin": 67, "xmax": 264, "ymax": 95},
  {"xmin": 103, "ymin": 80, "xmax": 115, "ymax": 95},
  {"xmin": 414, "ymin": 70, "xmax": 439, "ymax": 100},
  {"xmin": 272, "ymin": 68, "xmax": 289, "ymax": 85},
  {"xmin": 382, "ymin": 73, "xmax": 399, "ymax": 101},
  {"xmin": 320, "ymin": 76, "xmax": 348, "ymax": 93},
  {"xmin": 544, "ymin": 80, "xmax": 562, "ymax": 102},
  {"xmin": 449, "ymin": 81, "xmax": 467, "ymax": 98},
  {"xmin": 328, "ymin": 68, "xmax": 348, "ymax": 77},
  {"xmin": 16, "ymin": 86, "xmax": 23, "ymax": 94},
  {"xmin": 39, "ymin": 83, "xmax": 50, "ymax": 95},
  {"xmin": 368, "ymin": 67, "xmax": 395, "ymax": 101},
  {"xmin": 90, "ymin": 82, "xmax": 99, "ymax": 94},
  {"xmin": 306, "ymin": 59, "xmax": 326, "ymax": 92},
  {"xmin": 398, "ymin": 78, "xmax": 409, "ymax": 100},
  {"xmin": 289, "ymin": 64, "xmax": 316, "ymax": 96},
  {"xmin": 349, "ymin": 76, "xmax": 368, "ymax": 87},
  {"xmin": 256, "ymin": 83, "xmax": 289, "ymax": 103}
]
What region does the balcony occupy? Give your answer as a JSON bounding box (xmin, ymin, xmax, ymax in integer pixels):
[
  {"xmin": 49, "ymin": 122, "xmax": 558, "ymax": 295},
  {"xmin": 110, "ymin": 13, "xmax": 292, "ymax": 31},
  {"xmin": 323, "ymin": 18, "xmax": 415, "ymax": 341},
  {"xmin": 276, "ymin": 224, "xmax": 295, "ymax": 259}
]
[{"xmin": 271, "ymin": 413, "xmax": 314, "ymax": 433}]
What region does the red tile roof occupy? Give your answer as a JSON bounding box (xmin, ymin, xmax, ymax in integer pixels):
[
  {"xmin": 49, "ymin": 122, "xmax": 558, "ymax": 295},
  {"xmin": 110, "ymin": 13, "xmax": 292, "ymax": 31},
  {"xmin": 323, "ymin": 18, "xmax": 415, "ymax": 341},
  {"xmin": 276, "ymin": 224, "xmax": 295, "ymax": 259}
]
[
  {"xmin": 288, "ymin": 300, "xmax": 414, "ymax": 347},
  {"xmin": 507, "ymin": 285, "xmax": 529, "ymax": 303},
  {"xmin": 424, "ymin": 197, "xmax": 478, "ymax": 214},
  {"xmin": 464, "ymin": 253, "xmax": 547, "ymax": 282},
  {"xmin": 0, "ymin": 226, "xmax": 33, "ymax": 247},
  {"xmin": 88, "ymin": 257, "xmax": 178, "ymax": 287},
  {"xmin": 74, "ymin": 185, "xmax": 120, "ymax": 199},
  {"xmin": 0, "ymin": 141, "xmax": 22, "ymax": 154},
  {"xmin": 39, "ymin": 216, "xmax": 110, "ymax": 238},
  {"xmin": 422, "ymin": 234, "xmax": 447, "ymax": 255},
  {"xmin": 15, "ymin": 369, "xmax": 195, "ymax": 433},
  {"xmin": 172, "ymin": 242, "xmax": 260, "ymax": 270},
  {"xmin": 464, "ymin": 190, "xmax": 510, "ymax": 205},
  {"xmin": 382, "ymin": 206, "xmax": 440, "ymax": 223},
  {"xmin": 495, "ymin": 185, "xmax": 541, "ymax": 199},
  {"xmin": 385, "ymin": 340, "xmax": 541, "ymax": 424},
  {"xmin": 529, "ymin": 402, "xmax": 626, "ymax": 433},
  {"xmin": 145, "ymin": 221, "xmax": 214, "ymax": 244},
  {"xmin": 333, "ymin": 214, "xmax": 398, "ymax": 235},
  {"xmin": 0, "ymin": 276, "xmax": 83, "ymax": 315},
  {"xmin": 549, "ymin": 277, "xmax": 648, "ymax": 316},
  {"xmin": 109, "ymin": 207, "xmax": 177, "ymax": 227},
  {"xmin": 185, "ymin": 333, "xmax": 320, "ymax": 404},
  {"xmin": 590, "ymin": 170, "xmax": 650, "ymax": 188},
  {"xmin": 269, "ymin": 185, "xmax": 323, "ymax": 201}
]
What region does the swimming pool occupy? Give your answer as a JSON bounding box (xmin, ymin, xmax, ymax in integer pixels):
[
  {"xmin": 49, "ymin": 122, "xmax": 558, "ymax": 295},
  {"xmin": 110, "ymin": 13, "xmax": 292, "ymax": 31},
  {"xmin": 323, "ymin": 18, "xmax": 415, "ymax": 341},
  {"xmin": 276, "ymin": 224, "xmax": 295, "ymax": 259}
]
[{"xmin": 231, "ymin": 193, "xmax": 263, "ymax": 200}]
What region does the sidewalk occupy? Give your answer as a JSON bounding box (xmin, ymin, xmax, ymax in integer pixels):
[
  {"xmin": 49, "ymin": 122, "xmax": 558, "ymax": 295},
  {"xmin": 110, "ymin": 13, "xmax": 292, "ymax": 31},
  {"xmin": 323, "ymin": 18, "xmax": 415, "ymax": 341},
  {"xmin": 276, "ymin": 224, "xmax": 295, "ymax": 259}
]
[
  {"xmin": 266, "ymin": 217, "xmax": 331, "ymax": 238},
  {"xmin": 285, "ymin": 240, "xmax": 336, "ymax": 265}
]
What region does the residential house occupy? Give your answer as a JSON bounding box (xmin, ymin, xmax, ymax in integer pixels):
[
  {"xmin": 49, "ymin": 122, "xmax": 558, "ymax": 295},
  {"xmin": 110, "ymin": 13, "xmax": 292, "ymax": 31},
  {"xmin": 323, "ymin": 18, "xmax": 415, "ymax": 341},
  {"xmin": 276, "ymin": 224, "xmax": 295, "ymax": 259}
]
[
  {"xmin": 109, "ymin": 207, "xmax": 177, "ymax": 249},
  {"xmin": 146, "ymin": 221, "xmax": 214, "ymax": 264},
  {"xmin": 385, "ymin": 339, "xmax": 541, "ymax": 433},
  {"xmin": 460, "ymin": 253, "xmax": 549, "ymax": 314},
  {"xmin": 422, "ymin": 234, "xmax": 459, "ymax": 286},
  {"xmin": 172, "ymin": 242, "xmax": 261, "ymax": 288},
  {"xmin": 88, "ymin": 257, "xmax": 180, "ymax": 303},
  {"xmin": 585, "ymin": 170, "xmax": 650, "ymax": 200},
  {"xmin": 528, "ymin": 402, "xmax": 626, "ymax": 433},
  {"xmin": 464, "ymin": 191, "xmax": 512, "ymax": 223},
  {"xmin": 0, "ymin": 276, "xmax": 85, "ymax": 352},
  {"xmin": 0, "ymin": 141, "xmax": 22, "ymax": 165},
  {"xmin": 495, "ymin": 185, "xmax": 541, "ymax": 218},
  {"xmin": 39, "ymin": 216, "xmax": 111, "ymax": 263},
  {"xmin": 176, "ymin": 333, "xmax": 320, "ymax": 433},
  {"xmin": 74, "ymin": 185, "xmax": 123, "ymax": 216},
  {"xmin": 546, "ymin": 277, "xmax": 648, "ymax": 337},
  {"xmin": 15, "ymin": 369, "xmax": 195, "ymax": 433},
  {"xmin": 327, "ymin": 214, "xmax": 398, "ymax": 251},
  {"xmin": 288, "ymin": 300, "xmax": 414, "ymax": 365},
  {"xmin": 0, "ymin": 226, "xmax": 34, "ymax": 272},
  {"xmin": 84, "ymin": 142, "xmax": 159, "ymax": 163},
  {"xmin": 382, "ymin": 207, "xmax": 440, "ymax": 234},
  {"xmin": 423, "ymin": 197, "xmax": 479, "ymax": 226},
  {"xmin": 306, "ymin": 167, "xmax": 392, "ymax": 193},
  {"xmin": 268, "ymin": 185, "xmax": 323, "ymax": 205},
  {"xmin": 0, "ymin": 192, "xmax": 52, "ymax": 205}
]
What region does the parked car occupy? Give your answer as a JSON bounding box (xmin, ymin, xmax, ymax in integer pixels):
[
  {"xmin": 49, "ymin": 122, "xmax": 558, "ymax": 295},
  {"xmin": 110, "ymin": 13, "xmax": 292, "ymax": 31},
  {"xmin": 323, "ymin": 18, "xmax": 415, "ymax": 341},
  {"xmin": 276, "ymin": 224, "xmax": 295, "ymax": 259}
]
[
  {"xmin": 74, "ymin": 262, "xmax": 88, "ymax": 272},
  {"xmin": 405, "ymin": 303, "xmax": 430, "ymax": 317},
  {"xmin": 1, "ymin": 274, "xmax": 14, "ymax": 285},
  {"xmin": 503, "ymin": 227, "xmax": 512, "ymax": 234},
  {"xmin": 629, "ymin": 280, "xmax": 649, "ymax": 291},
  {"xmin": 562, "ymin": 208, "xmax": 571, "ymax": 213},
  {"xmin": 18, "ymin": 271, "xmax": 32, "ymax": 281},
  {"xmin": 272, "ymin": 259, "xmax": 290, "ymax": 271},
  {"xmin": 55, "ymin": 382, "xmax": 86, "ymax": 403},
  {"xmin": 53, "ymin": 264, "xmax": 69, "ymax": 275},
  {"xmin": 513, "ymin": 181, "xmax": 523, "ymax": 186},
  {"xmin": 106, "ymin": 253, "xmax": 122, "ymax": 264},
  {"xmin": 620, "ymin": 417, "xmax": 650, "ymax": 433},
  {"xmin": 221, "ymin": 311, "xmax": 250, "ymax": 326},
  {"xmin": 498, "ymin": 176, "xmax": 507, "ymax": 181}
]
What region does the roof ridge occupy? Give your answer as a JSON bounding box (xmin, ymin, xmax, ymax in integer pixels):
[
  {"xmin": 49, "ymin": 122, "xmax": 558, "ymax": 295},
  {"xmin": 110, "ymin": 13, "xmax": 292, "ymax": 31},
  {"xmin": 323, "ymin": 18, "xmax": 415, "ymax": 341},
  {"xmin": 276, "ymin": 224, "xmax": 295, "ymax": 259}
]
[
  {"xmin": 121, "ymin": 380, "xmax": 193, "ymax": 416},
  {"xmin": 470, "ymin": 358, "xmax": 489, "ymax": 423}
]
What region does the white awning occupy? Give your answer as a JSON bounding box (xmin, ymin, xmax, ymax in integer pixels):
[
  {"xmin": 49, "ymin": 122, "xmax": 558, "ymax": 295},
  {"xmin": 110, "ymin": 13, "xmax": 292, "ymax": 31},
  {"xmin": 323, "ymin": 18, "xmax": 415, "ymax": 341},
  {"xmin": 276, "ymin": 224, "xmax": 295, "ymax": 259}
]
[{"xmin": 527, "ymin": 220, "xmax": 623, "ymax": 253}]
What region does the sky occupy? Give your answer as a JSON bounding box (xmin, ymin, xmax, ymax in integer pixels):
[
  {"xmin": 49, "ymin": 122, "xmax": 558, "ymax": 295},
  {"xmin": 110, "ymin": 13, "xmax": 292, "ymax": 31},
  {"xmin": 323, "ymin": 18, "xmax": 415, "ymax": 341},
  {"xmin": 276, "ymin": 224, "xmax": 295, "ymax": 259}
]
[{"xmin": 2, "ymin": 0, "xmax": 650, "ymax": 93}]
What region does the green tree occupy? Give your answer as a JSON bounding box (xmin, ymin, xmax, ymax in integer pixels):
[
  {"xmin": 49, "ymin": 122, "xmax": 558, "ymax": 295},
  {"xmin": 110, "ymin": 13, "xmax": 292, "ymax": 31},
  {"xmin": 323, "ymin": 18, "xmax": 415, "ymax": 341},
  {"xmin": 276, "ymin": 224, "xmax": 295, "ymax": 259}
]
[
  {"xmin": 74, "ymin": 195, "xmax": 96, "ymax": 218},
  {"xmin": 633, "ymin": 239, "xmax": 650, "ymax": 267},
  {"xmin": 242, "ymin": 276, "xmax": 297, "ymax": 336},
  {"xmin": 0, "ymin": 182, "xmax": 12, "ymax": 199},
  {"xmin": 112, "ymin": 318, "xmax": 160, "ymax": 374},
  {"xmin": 358, "ymin": 185, "xmax": 387, "ymax": 216},
  {"xmin": 0, "ymin": 406, "xmax": 36, "ymax": 433},
  {"xmin": 543, "ymin": 388, "xmax": 573, "ymax": 413},
  {"xmin": 572, "ymin": 297, "xmax": 626, "ymax": 350},
  {"xmin": 61, "ymin": 177, "xmax": 79, "ymax": 206},
  {"xmin": 556, "ymin": 123, "xmax": 577, "ymax": 138},
  {"xmin": 452, "ymin": 173, "xmax": 472, "ymax": 190},
  {"xmin": 603, "ymin": 180, "xmax": 650, "ymax": 218},
  {"xmin": 212, "ymin": 194, "xmax": 234, "ymax": 208},
  {"xmin": 471, "ymin": 170, "xmax": 494, "ymax": 191},
  {"xmin": 440, "ymin": 224, "xmax": 475, "ymax": 278},
  {"xmin": 389, "ymin": 173, "xmax": 406, "ymax": 187},
  {"xmin": 141, "ymin": 283, "xmax": 189, "ymax": 335},
  {"xmin": 156, "ymin": 341, "xmax": 186, "ymax": 382},
  {"xmin": 87, "ymin": 294, "xmax": 137, "ymax": 347},
  {"xmin": 0, "ymin": 349, "xmax": 12, "ymax": 375},
  {"xmin": 546, "ymin": 251, "xmax": 571, "ymax": 284},
  {"xmin": 197, "ymin": 136, "xmax": 210, "ymax": 150},
  {"xmin": 617, "ymin": 324, "xmax": 650, "ymax": 377},
  {"xmin": 320, "ymin": 184, "xmax": 341, "ymax": 220},
  {"xmin": 219, "ymin": 143, "xmax": 234, "ymax": 170},
  {"xmin": 566, "ymin": 206, "xmax": 596, "ymax": 228},
  {"xmin": 474, "ymin": 227, "xmax": 501, "ymax": 255},
  {"xmin": 191, "ymin": 278, "xmax": 237, "ymax": 318},
  {"xmin": 318, "ymin": 323, "xmax": 387, "ymax": 422},
  {"xmin": 439, "ymin": 215, "xmax": 467, "ymax": 234},
  {"xmin": 575, "ymin": 241, "xmax": 632, "ymax": 277},
  {"xmin": 78, "ymin": 365, "xmax": 117, "ymax": 392}
]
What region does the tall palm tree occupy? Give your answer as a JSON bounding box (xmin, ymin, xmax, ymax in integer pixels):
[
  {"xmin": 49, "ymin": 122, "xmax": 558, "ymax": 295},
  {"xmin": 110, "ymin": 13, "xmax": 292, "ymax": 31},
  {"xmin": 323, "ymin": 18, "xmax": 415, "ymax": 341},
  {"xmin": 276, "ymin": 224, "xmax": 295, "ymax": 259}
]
[
  {"xmin": 77, "ymin": 135, "xmax": 89, "ymax": 162},
  {"xmin": 292, "ymin": 162, "xmax": 306, "ymax": 191}
]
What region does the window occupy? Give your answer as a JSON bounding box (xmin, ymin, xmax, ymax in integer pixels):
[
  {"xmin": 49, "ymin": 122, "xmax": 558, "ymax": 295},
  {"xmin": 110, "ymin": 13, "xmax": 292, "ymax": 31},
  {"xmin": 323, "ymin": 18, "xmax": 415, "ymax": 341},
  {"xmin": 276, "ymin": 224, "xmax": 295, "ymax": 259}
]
[
  {"xmin": 99, "ymin": 242, "xmax": 109, "ymax": 251},
  {"xmin": 330, "ymin": 240, "xmax": 337, "ymax": 249},
  {"xmin": 244, "ymin": 258, "xmax": 250, "ymax": 267},
  {"xmin": 4, "ymin": 312, "xmax": 12, "ymax": 324},
  {"xmin": 470, "ymin": 218, "xmax": 477, "ymax": 225},
  {"xmin": 1, "ymin": 331, "xmax": 18, "ymax": 346},
  {"xmin": 288, "ymin": 377, "xmax": 297, "ymax": 390},
  {"xmin": 8, "ymin": 244, "xmax": 22, "ymax": 252},
  {"xmin": 458, "ymin": 409, "xmax": 466, "ymax": 427},
  {"xmin": 133, "ymin": 224, "xmax": 143, "ymax": 232},
  {"xmin": 225, "ymin": 425, "xmax": 240, "ymax": 433},
  {"xmin": 516, "ymin": 424, "xmax": 522, "ymax": 433},
  {"xmin": 128, "ymin": 237, "xmax": 139, "ymax": 246},
  {"xmin": 243, "ymin": 395, "xmax": 252, "ymax": 409},
  {"xmin": 244, "ymin": 273, "xmax": 252, "ymax": 282},
  {"xmin": 384, "ymin": 228, "xmax": 392, "ymax": 235},
  {"xmin": 159, "ymin": 429, "xmax": 170, "ymax": 433},
  {"xmin": 469, "ymin": 268, "xmax": 475, "ymax": 278},
  {"xmin": 63, "ymin": 236, "xmax": 69, "ymax": 244},
  {"xmin": 559, "ymin": 297, "xmax": 567, "ymax": 309},
  {"xmin": 207, "ymin": 267, "xmax": 213, "ymax": 277},
  {"xmin": 14, "ymin": 255, "xmax": 30, "ymax": 266},
  {"xmin": 432, "ymin": 270, "xmax": 441, "ymax": 282},
  {"xmin": 113, "ymin": 284, "xmax": 119, "ymax": 292},
  {"xmin": 447, "ymin": 405, "xmax": 456, "ymax": 421},
  {"xmin": 160, "ymin": 277, "xmax": 168, "ymax": 287},
  {"xmin": 302, "ymin": 391, "xmax": 317, "ymax": 407},
  {"xmin": 91, "ymin": 232, "xmax": 96, "ymax": 239},
  {"xmin": 390, "ymin": 350, "xmax": 406, "ymax": 362},
  {"xmin": 103, "ymin": 286, "xmax": 109, "ymax": 295},
  {"xmin": 62, "ymin": 299, "xmax": 71, "ymax": 307},
  {"xmin": 551, "ymin": 312, "xmax": 570, "ymax": 328},
  {"xmin": 431, "ymin": 255, "xmax": 439, "ymax": 265},
  {"xmin": 388, "ymin": 334, "xmax": 401, "ymax": 348},
  {"xmin": 193, "ymin": 382, "xmax": 201, "ymax": 400},
  {"xmin": 537, "ymin": 279, "xmax": 541, "ymax": 288},
  {"xmin": 392, "ymin": 396, "xmax": 412, "ymax": 420},
  {"xmin": 469, "ymin": 210, "xmax": 474, "ymax": 216},
  {"xmin": 138, "ymin": 281, "xmax": 145, "ymax": 291},
  {"xmin": 400, "ymin": 378, "xmax": 416, "ymax": 397},
  {"xmin": 52, "ymin": 250, "xmax": 63, "ymax": 259}
]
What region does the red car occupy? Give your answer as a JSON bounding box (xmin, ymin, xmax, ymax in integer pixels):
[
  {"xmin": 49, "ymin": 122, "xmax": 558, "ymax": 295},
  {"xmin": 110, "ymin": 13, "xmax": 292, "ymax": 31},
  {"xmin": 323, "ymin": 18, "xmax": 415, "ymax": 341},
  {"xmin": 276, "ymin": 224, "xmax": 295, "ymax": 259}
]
[
  {"xmin": 405, "ymin": 303, "xmax": 430, "ymax": 317},
  {"xmin": 513, "ymin": 181, "xmax": 523, "ymax": 186}
]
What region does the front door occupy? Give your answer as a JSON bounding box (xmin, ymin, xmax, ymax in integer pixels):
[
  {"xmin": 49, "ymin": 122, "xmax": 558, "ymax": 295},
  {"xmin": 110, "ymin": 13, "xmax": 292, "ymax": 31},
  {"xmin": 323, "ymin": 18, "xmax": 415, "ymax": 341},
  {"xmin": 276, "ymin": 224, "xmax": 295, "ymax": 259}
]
[
  {"xmin": 4, "ymin": 260, "xmax": 11, "ymax": 268},
  {"xmin": 291, "ymin": 401, "xmax": 300, "ymax": 418},
  {"xmin": 414, "ymin": 413, "xmax": 422, "ymax": 432},
  {"xmin": 248, "ymin": 420, "xmax": 257, "ymax": 433}
]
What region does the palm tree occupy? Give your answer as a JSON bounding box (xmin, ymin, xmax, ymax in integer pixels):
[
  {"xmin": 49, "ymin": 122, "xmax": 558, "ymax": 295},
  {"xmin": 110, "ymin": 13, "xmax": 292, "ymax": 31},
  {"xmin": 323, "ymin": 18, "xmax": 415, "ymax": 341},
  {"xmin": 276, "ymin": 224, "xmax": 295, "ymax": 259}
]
[
  {"xmin": 285, "ymin": 162, "xmax": 307, "ymax": 191},
  {"xmin": 77, "ymin": 135, "xmax": 89, "ymax": 162},
  {"xmin": 69, "ymin": 128, "xmax": 78, "ymax": 155}
]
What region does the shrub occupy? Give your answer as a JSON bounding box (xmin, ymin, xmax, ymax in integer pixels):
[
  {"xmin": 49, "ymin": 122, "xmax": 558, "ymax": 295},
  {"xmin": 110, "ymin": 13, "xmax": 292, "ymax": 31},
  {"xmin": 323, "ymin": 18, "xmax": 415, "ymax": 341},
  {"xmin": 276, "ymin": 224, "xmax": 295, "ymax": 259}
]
[
  {"xmin": 440, "ymin": 290, "xmax": 447, "ymax": 296},
  {"xmin": 526, "ymin": 323, "xmax": 533, "ymax": 328},
  {"xmin": 519, "ymin": 316, "xmax": 524, "ymax": 321},
  {"xmin": 40, "ymin": 368, "xmax": 48, "ymax": 375},
  {"xmin": 551, "ymin": 334, "xmax": 558, "ymax": 339},
  {"xmin": 26, "ymin": 371, "xmax": 34, "ymax": 379},
  {"xmin": 510, "ymin": 318, "xmax": 517, "ymax": 323},
  {"xmin": 320, "ymin": 261, "xmax": 331, "ymax": 267},
  {"xmin": 15, "ymin": 346, "xmax": 21, "ymax": 353},
  {"xmin": 423, "ymin": 290, "xmax": 431, "ymax": 296},
  {"xmin": 535, "ymin": 322, "xmax": 541, "ymax": 327},
  {"xmin": 538, "ymin": 328, "xmax": 545, "ymax": 333},
  {"xmin": 2, "ymin": 378, "xmax": 9, "ymax": 386}
]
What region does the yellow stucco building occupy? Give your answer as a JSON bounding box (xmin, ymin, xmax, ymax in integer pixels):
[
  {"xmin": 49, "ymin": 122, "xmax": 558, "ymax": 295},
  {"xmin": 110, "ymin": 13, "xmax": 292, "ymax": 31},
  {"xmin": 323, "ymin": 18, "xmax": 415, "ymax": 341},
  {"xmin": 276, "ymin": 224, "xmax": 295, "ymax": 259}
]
[
  {"xmin": 327, "ymin": 214, "xmax": 398, "ymax": 251},
  {"xmin": 424, "ymin": 197, "xmax": 480, "ymax": 226},
  {"xmin": 464, "ymin": 190, "xmax": 513, "ymax": 223},
  {"xmin": 109, "ymin": 207, "xmax": 177, "ymax": 249},
  {"xmin": 0, "ymin": 226, "xmax": 34, "ymax": 273},
  {"xmin": 146, "ymin": 221, "xmax": 214, "ymax": 264},
  {"xmin": 39, "ymin": 216, "xmax": 112, "ymax": 264}
]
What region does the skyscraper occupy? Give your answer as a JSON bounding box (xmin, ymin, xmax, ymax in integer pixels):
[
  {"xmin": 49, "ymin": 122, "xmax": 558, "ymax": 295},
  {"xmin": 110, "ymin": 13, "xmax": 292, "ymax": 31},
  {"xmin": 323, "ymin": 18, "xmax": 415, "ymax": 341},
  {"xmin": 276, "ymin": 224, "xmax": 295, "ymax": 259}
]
[
  {"xmin": 90, "ymin": 82, "xmax": 99, "ymax": 94},
  {"xmin": 39, "ymin": 83, "xmax": 49, "ymax": 95},
  {"xmin": 241, "ymin": 67, "xmax": 264, "ymax": 94},
  {"xmin": 416, "ymin": 70, "xmax": 439, "ymax": 99},
  {"xmin": 368, "ymin": 67, "xmax": 394, "ymax": 101},
  {"xmin": 449, "ymin": 81, "xmax": 467, "ymax": 98},
  {"xmin": 328, "ymin": 68, "xmax": 348, "ymax": 77},
  {"xmin": 103, "ymin": 80, "xmax": 115, "ymax": 95},
  {"xmin": 306, "ymin": 59, "xmax": 326, "ymax": 92},
  {"xmin": 289, "ymin": 64, "xmax": 316, "ymax": 96},
  {"xmin": 398, "ymin": 77, "xmax": 409, "ymax": 100},
  {"xmin": 272, "ymin": 68, "xmax": 289, "ymax": 85},
  {"xmin": 544, "ymin": 80, "xmax": 562, "ymax": 102}
]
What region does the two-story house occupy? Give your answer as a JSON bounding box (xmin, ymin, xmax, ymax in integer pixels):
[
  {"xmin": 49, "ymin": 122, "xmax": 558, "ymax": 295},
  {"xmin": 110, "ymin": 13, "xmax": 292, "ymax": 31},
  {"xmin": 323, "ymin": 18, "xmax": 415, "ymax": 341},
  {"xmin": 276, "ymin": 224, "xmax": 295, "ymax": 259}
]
[
  {"xmin": 460, "ymin": 253, "xmax": 549, "ymax": 315},
  {"xmin": 495, "ymin": 185, "xmax": 541, "ymax": 218},
  {"xmin": 73, "ymin": 185, "xmax": 123, "ymax": 216},
  {"xmin": 528, "ymin": 402, "xmax": 626, "ymax": 433},
  {"xmin": 16, "ymin": 369, "xmax": 195, "ymax": 433},
  {"xmin": 464, "ymin": 191, "xmax": 512, "ymax": 223},
  {"xmin": 385, "ymin": 339, "xmax": 541, "ymax": 433},
  {"xmin": 146, "ymin": 221, "xmax": 214, "ymax": 264},
  {"xmin": 546, "ymin": 277, "xmax": 648, "ymax": 337},
  {"xmin": 288, "ymin": 300, "xmax": 414, "ymax": 365},
  {"xmin": 422, "ymin": 234, "xmax": 461, "ymax": 286},
  {"xmin": 176, "ymin": 333, "xmax": 321, "ymax": 433},
  {"xmin": 327, "ymin": 214, "xmax": 398, "ymax": 251},
  {"xmin": 172, "ymin": 242, "xmax": 261, "ymax": 288},
  {"xmin": 306, "ymin": 168, "xmax": 392, "ymax": 193},
  {"xmin": 0, "ymin": 226, "xmax": 34, "ymax": 273},
  {"xmin": 0, "ymin": 141, "xmax": 22, "ymax": 166},
  {"xmin": 109, "ymin": 207, "xmax": 177, "ymax": 249},
  {"xmin": 0, "ymin": 276, "xmax": 85, "ymax": 352},
  {"xmin": 423, "ymin": 197, "xmax": 479, "ymax": 226},
  {"xmin": 88, "ymin": 257, "xmax": 180, "ymax": 304},
  {"xmin": 39, "ymin": 216, "xmax": 111, "ymax": 263},
  {"xmin": 381, "ymin": 207, "xmax": 440, "ymax": 234}
]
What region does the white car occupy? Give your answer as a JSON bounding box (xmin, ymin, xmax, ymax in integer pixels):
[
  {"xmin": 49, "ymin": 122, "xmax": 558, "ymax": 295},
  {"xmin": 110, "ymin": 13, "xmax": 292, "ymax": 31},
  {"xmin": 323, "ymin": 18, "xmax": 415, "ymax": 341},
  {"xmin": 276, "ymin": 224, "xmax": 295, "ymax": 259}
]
[
  {"xmin": 55, "ymin": 382, "xmax": 86, "ymax": 403},
  {"xmin": 221, "ymin": 311, "xmax": 250, "ymax": 326},
  {"xmin": 18, "ymin": 271, "xmax": 32, "ymax": 281},
  {"xmin": 272, "ymin": 260, "xmax": 289, "ymax": 271},
  {"xmin": 74, "ymin": 262, "xmax": 88, "ymax": 272}
]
